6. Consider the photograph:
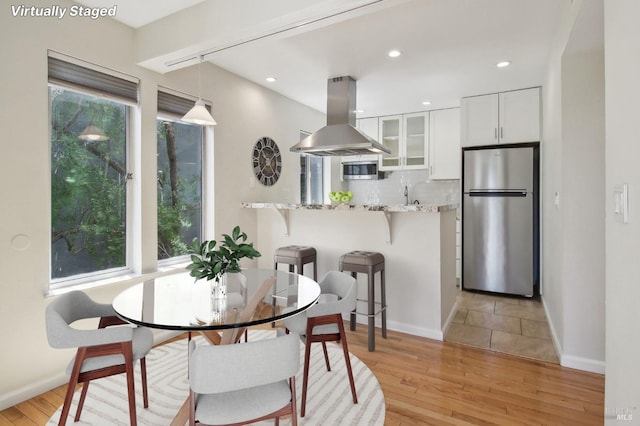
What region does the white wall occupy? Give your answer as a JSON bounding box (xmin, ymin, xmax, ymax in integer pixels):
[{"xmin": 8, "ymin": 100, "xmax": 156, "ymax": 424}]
[
  {"xmin": 541, "ymin": 0, "xmax": 606, "ymax": 374},
  {"xmin": 604, "ymin": 0, "xmax": 640, "ymax": 422},
  {"xmin": 0, "ymin": 0, "xmax": 324, "ymax": 408},
  {"xmin": 560, "ymin": 45, "xmax": 605, "ymax": 368}
]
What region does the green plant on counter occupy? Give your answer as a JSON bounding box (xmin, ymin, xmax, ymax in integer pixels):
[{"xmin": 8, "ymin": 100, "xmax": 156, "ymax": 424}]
[
  {"xmin": 329, "ymin": 190, "xmax": 353, "ymax": 204},
  {"xmin": 186, "ymin": 225, "xmax": 261, "ymax": 282}
]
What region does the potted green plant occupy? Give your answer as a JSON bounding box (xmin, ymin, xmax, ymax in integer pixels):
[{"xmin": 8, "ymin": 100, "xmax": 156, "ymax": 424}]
[
  {"xmin": 187, "ymin": 225, "xmax": 262, "ymax": 284},
  {"xmin": 187, "ymin": 226, "xmax": 261, "ymax": 321}
]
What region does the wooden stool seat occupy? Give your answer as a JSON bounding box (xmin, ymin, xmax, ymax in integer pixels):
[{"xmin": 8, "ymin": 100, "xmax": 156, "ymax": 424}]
[
  {"xmin": 274, "ymin": 245, "xmax": 317, "ymax": 280},
  {"xmin": 339, "ymin": 250, "xmax": 387, "ymax": 351}
]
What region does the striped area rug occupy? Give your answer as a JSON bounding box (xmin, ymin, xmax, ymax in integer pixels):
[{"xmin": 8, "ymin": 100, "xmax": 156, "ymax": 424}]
[{"xmin": 47, "ymin": 329, "xmax": 385, "ymax": 425}]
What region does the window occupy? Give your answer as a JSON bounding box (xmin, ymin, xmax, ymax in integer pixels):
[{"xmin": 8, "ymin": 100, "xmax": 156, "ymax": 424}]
[
  {"xmin": 49, "ymin": 53, "xmax": 137, "ymax": 284},
  {"xmin": 299, "ymin": 131, "xmax": 325, "ymax": 204},
  {"xmin": 157, "ymin": 91, "xmax": 204, "ymax": 260}
]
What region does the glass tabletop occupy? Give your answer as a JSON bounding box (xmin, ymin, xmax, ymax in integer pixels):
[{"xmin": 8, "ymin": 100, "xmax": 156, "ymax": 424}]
[{"xmin": 112, "ymin": 268, "xmax": 320, "ymax": 331}]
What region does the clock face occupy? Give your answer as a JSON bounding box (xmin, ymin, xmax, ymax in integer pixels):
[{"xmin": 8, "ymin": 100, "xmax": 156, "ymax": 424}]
[{"xmin": 252, "ymin": 137, "xmax": 282, "ymax": 186}]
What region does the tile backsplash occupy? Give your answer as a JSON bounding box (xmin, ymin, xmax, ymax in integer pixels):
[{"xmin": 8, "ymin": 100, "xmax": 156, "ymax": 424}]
[{"xmin": 347, "ymin": 170, "xmax": 460, "ymax": 206}]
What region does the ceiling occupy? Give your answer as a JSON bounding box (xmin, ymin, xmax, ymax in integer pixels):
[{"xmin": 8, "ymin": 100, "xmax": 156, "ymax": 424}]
[{"xmin": 76, "ymin": 0, "xmax": 567, "ymax": 118}]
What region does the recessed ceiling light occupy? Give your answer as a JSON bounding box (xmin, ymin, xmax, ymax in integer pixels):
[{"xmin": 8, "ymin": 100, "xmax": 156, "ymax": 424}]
[
  {"xmin": 354, "ymin": 109, "xmax": 364, "ymax": 114},
  {"xmin": 496, "ymin": 61, "xmax": 511, "ymax": 68},
  {"xmin": 422, "ymin": 101, "xmax": 431, "ymax": 106},
  {"xmin": 266, "ymin": 77, "xmax": 277, "ymax": 82},
  {"xmin": 388, "ymin": 50, "xmax": 401, "ymax": 58}
]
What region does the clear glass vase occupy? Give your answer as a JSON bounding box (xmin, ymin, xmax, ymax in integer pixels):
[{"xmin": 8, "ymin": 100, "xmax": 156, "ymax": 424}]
[{"xmin": 210, "ymin": 274, "xmax": 228, "ymax": 324}]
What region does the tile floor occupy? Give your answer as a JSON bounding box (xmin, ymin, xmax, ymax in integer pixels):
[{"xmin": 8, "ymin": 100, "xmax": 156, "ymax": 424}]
[{"xmin": 445, "ymin": 290, "xmax": 559, "ymax": 363}]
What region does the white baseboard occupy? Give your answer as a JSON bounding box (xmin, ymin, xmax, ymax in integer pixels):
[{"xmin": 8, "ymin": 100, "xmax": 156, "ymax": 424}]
[
  {"xmin": 541, "ymin": 298, "xmax": 605, "ymax": 375},
  {"xmin": 441, "ymin": 300, "xmax": 459, "ymax": 338},
  {"xmin": 0, "ymin": 372, "xmax": 67, "ymax": 411},
  {"xmin": 348, "ymin": 314, "xmax": 443, "ymax": 341},
  {"xmin": 561, "ymin": 355, "xmax": 605, "ymax": 374},
  {"xmin": 0, "ymin": 329, "xmax": 183, "ymax": 411}
]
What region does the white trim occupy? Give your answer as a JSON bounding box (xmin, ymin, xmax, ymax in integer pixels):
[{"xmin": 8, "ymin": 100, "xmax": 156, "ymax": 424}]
[
  {"xmin": 542, "ymin": 297, "xmax": 605, "ymax": 374},
  {"xmin": 0, "ymin": 329, "xmax": 182, "ymax": 411},
  {"xmin": 441, "ymin": 299, "xmax": 459, "ymax": 337},
  {"xmin": 542, "ymin": 296, "xmax": 564, "ymax": 362},
  {"xmin": 46, "ymin": 266, "xmax": 188, "ymax": 297},
  {"xmin": 0, "ymin": 372, "xmax": 68, "ymax": 411},
  {"xmin": 203, "ymin": 125, "xmax": 215, "ymax": 239},
  {"xmin": 560, "ymin": 355, "xmax": 605, "ymax": 375}
]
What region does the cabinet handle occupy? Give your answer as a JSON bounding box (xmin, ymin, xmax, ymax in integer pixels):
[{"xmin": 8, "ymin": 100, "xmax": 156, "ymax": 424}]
[
  {"xmin": 500, "ymin": 127, "xmax": 504, "ymax": 139},
  {"xmin": 494, "ymin": 128, "xmax": 498, "ymax": 140}
]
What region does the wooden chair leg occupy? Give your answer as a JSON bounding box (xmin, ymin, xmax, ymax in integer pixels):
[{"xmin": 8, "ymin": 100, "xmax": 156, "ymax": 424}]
[
  {"xmin": 74, "ymin": 382, "xmax": 90, "ymax": 421},
  {"xmin": 290, "ymin": 376, "xmax": 298, "ymax": 426},
  {"xmin": 338, "ymin": 320, "xmax": 358, "ymax": 404},
  {"xmin": 124, "ymin": 344, "xmax": 137, "ymax": 426},
  {"xmin": 321, "ymin": 342, "xmax": 331, "ymax": 371},
  {"xmin": 140, "ymin": 357, "xmax": 149, "ymax": 408},
  {"xmin": 300, "ymin": 335, "xmax": 313, "ymax": 417},
  {"xmin": 189, "ymin": 389, "xmax": 196, "ymax": 426},
  {"xmin": 60, "ymin": 348, "xmax": 86, "ymax": 426}
]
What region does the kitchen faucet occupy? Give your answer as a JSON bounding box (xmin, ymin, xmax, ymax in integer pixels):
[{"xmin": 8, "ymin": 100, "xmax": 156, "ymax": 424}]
[{"xmin": 404, "ymin": 185, "xmax": 409, "ymax": 206}]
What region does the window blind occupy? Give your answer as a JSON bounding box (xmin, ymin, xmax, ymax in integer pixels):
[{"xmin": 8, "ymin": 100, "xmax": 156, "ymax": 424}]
[
  {"xmin": 157, "ymin": 90, "xmax": 212, "ymax": 118},
  {"xmin": 48, "ymin": 55, "xmax": 138, "ymax": 103}
]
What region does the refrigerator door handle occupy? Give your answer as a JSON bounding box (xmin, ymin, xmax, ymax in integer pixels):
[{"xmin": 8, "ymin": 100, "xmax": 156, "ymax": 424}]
[{"xmin": 468, "ymin": 190, "xmax": 528, "ymax": 197}]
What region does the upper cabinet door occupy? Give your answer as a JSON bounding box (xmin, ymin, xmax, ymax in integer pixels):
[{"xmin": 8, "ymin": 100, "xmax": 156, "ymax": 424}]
[
  {"xmin": 379, "ymin": 115, "xmax": 403, "ymax": 170},
  {"xmin": 403, "ymin": 112, "xmax": 428, "ymax": 169},
  {"xmin": 461, "ymin": 87, "xmax": 541, "ymax": 147},
  {"xmin": 429, "ymin": 108, "xmax": 460, "ymax": 180},
  {"xmin": 499, "ymin": 88, "xmax": 540, "ymax": 144},
  {"xmin": 461, "ymin": 93, "xmax": 499, "ymax": 147}
]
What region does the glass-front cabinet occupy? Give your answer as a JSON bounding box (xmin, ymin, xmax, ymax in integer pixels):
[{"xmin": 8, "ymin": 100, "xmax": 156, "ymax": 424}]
[
  {"xmin": 404, "ymin": 112, "xmax": 427, "ymax": 169},
  {"xmin": 379, "ymin": 112, "xmax": 427, "ymax": 171},
  {"xmin": 379, "ymin": 115, "xmax": 402, "ymax": 169}
]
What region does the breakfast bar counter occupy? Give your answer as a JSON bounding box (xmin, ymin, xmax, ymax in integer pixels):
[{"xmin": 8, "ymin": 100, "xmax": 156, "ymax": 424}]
[{"xmin": 244, "ymin": 201, "xmax": 459, "ymax": 341}]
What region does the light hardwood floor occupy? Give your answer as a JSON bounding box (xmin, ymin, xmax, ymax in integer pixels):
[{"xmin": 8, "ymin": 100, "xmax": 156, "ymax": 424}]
[{"xmin": 1, "ymin": 325, "xmax": 603, "ymax": 425}]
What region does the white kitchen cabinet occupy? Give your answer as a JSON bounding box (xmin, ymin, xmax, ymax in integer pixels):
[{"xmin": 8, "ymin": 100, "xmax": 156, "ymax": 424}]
[
  {"xmin": 379, "ymin": 113, "xmax": 428, "ymax": 171},
  {"xmin": 461, "ymin": 87, "xmax": 540, "ymax": 147},
  {"xmin": 379, "ymin": 115, "xmax": 402, "ymax": 169},
  {"xmin": 429, "ymin": 107, "xmax": 460, "ymax": 180},
  {"xmin": 499, "ymin": 88, "xmax": 540, "ymax": 143}
]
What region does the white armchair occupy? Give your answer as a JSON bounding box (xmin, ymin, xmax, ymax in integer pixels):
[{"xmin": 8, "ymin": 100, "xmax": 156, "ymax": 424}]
[
  {"xmin": 282, "ymin": 270, "xmax": 358, "ymax": 417},
  {"xmin": 188, "ymin": 331, "xmax": 299, "ymax": 425},
  {"xmin": 45, "ymin": 290, "xmax": 153, "ymax": 426}
]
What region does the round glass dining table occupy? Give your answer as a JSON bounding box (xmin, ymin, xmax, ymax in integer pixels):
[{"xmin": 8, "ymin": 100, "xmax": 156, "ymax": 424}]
[
  {"xmin": 112, "ymin": 268, "xmax": 320, "ymax": 332},
  {"xmin": 113, "ymin": 268, "xmax": 320, "ymax": 426}
]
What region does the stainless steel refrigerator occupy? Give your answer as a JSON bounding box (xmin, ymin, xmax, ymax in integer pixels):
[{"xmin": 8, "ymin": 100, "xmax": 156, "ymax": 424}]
[{"xmin": 462, "ymin": 144, "xmax": 539, "ymax": 297}]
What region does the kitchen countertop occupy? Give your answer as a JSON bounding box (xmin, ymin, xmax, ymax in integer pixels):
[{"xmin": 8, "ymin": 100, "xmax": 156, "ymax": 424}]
[{"xmin": 242, "ymin": 202, "xmax": 459, "ymax": 213}]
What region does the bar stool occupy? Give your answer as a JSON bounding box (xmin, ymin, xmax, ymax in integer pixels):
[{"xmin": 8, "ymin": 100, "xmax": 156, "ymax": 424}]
[
  {"xmin": 339, "ymin": 250, "xmax": 386, "ymax": 351},
  {"xmin": 274, "ymin": 245, "xmax": 317, "ymax": 280}
]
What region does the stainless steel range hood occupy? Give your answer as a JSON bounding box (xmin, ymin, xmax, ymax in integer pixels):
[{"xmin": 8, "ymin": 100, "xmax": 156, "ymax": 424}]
[{"xmin": 290, "ymin": 76, "xmax": 390, "ymax": 156}]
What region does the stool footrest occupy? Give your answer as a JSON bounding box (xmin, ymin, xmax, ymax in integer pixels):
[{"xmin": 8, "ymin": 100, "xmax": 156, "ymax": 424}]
[{"xmin": 351, "ymin": 309, "xmax": 386, "ymax": 318}]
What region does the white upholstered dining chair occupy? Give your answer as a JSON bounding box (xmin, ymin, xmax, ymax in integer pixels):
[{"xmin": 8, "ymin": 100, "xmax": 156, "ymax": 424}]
[
  {"xmin": 282, "ymin": 270, "xmax": 358, "ymax": 417},
  {"xmin": 45, "ymin": 290, "xmax": 153, "ymax": 426},
  {"xmin": 188, "ymin": 331, "xmax": 300, "ymax": 425}
]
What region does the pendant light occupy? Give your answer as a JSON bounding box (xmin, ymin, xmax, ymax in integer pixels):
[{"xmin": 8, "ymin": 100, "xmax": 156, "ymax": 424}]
[{"xmin": 182, "ymin": 55, "xmax": 217, "ymax": 126}]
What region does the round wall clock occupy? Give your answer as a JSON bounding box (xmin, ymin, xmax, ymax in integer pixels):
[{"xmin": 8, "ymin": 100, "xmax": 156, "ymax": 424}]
[{"xmin": 251, "ymin": 137, "xmax": 282, "ymax": 186}]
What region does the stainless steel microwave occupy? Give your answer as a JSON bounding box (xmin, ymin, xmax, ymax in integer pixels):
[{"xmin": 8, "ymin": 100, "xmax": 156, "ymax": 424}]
[{"xmin": 341, "ymin": 161, "xmax": 384, "ymax": 180}]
